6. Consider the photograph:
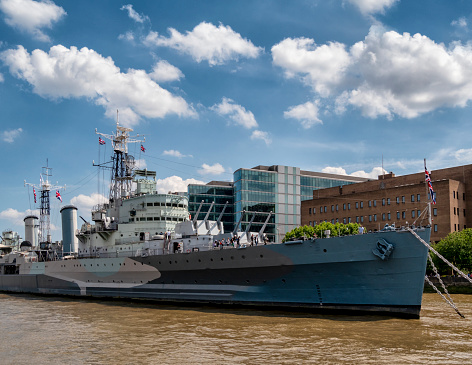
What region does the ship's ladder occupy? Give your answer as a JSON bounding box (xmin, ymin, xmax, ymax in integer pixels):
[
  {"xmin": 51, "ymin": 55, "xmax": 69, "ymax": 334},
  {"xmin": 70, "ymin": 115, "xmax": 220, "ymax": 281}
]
[{"xmin": 407, "ymin": 228, "xmax": 472, "ymax": 318}]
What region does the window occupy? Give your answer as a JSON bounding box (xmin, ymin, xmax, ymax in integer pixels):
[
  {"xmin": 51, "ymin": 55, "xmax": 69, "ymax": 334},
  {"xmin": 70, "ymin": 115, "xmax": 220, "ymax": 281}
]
[
  {"xmin": 348, "ymin": 203, "xmax": 351, "ymax": 210},
  {"xmin": 331, "ymin": 219, "xmax": 334, "ymax": 224},
  {"xmin": 382, "ymin": 213, "xmax": 385, "ymax": 220},
  {"xmin": 369, "ymin": 215, "xmax": 372, "ymax": 222},
  {"xmin": 402, "ymin": 196, "xmax": 405, "ymax": 203},
  {"xmin": 343, "ymin": 203, "xmax": 346, "ymax": 210},
  {"xmin": 373, "ymin": 200, "xmax": 377, "ymax": 207},
  {"xmin": 396, "ymin": 197, "xmax": 399, "ymax": 204},
  {"xmin": 453, "ymin": 191, "xmax": 456, "ymax": 199},
  {"xmin": 397, "ymin": 211, "xmax": 400, "ymax": 219},
  {"xmin": 355, "ymin": 202, "xmax": 359, "ymax": 209},
  {"xmin": 343, "ymin": 218, "xmax": 346, "ymax": 224},
  {"xmin": 309, "ymin": 208, "xmax": 312, "ymax": 215},
  {"xmin": 433, "ymin": 208, "xmax": 437, "ymax": 216},
  {"xmin": 455, "ymin": 224, "xmax": 457, "ymax": 231},
  {"xmin": 417, "ymin": 194, "xmax": 420, "ymax": 202},
  {"xmin": 388, "ymin": 213, "xmax": 391, "ymax": 220},
  {"xmin": 387, "ymin": 198, "xmax": 390, "ymax": 205},
  {"xmin": 356, "ymin": 216, "xmax": 359, "ymax": 223},
  {"xmin": 382, "ymin": 198, "xmax": 385, "ymax": 206},
  {"xmin": 313, "ymin": 208, "xmax": 316, "ymax": 214},
  {"xmin": 360, "ymin": 201, "xmax": 364, "ymax": 208},
  {"xmin": 402, "ymin": 211, "xmax": 406, "ymax": 219},
  {"xmin": 418, "ymin": 210, "xmax": 421, "ymax": 217},
  {"xmin": 434, "ymin": 224, "xmax": 438, "ymax": 232},
  {"xmin": 320, "ymin": 206, "xmax": 323, "ymax": 214},
  {"xmin": 309, "ymin": 221, "xmax": 312, "ymax": 226},
  {"xmin": 348, "ymin": 217, "xmax": 351, "ymax": 223},
  {"xmin": 454, "ymin": 207, "xmax": 456, "ymax": 215},
  {"xmin": 411, "ymin": 210, "xmax": 415, "ymax": 218},
  {"xmin": 361, "ymin": 216, "xmax": 364, "ymax": 223},
  {"xmin": 411, "ymin": 195, "xmax": 415, "ymax": 202},
  {"xmin": 331, "ymin": 205, "xmax": 334, "ymax": 212},
  {"xmin": 374, "ymin": 214, "xmax": 377, "ymax": 221},
  {"xmin": 324, "ymin": 206, "xmax": 327, "ymax": 213},
  {"xmin": 463, "ymin": 193, "xmax": 466, "ymax": 200},
  {"xmin": 336, "ymin": 204, "xmax": 339, "ymax": 211},
  {"xmin": 464, "ymin": 209, "xmax": 466, "ymax": 217},
  {"xmin": 368, "ymin": 201, "xmax": 372, "ymax": 207}
]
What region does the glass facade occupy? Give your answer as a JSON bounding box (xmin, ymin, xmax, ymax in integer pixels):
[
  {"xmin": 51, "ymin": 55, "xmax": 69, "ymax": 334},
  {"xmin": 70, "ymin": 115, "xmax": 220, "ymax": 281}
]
[
  {"xmin": 188, "ymin": 183, "xmax": 234, "ymax": 233},
  {"xmin": 188, "ymin": 165, "xmax": 363, "ymax": 243}
]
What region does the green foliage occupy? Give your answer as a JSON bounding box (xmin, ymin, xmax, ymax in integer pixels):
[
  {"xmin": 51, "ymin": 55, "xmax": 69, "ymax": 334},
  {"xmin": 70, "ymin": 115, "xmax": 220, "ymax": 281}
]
[
  {"xmin": 282, "ymin": 222, "xmax": 360, "ymax": 242},
  {"xmin": 430, "ymin": 229, "xmax": 472, "ymax": 275}
]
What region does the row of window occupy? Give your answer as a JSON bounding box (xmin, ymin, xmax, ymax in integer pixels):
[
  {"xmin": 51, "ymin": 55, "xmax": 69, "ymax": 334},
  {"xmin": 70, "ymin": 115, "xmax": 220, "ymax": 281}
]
[
  {"xmin": 146, "ymin": 202, "xmax": 186, "ymax": 208},
  {"xmin": 130, "ymin": 217, "xmax": 186, "ymax": 222},
  {"xmin": 452, "ymin": 191, "xmax": 465, "ymax": 200},
  {"xmin": 309, "ymin": 195, "xmax": 422, "ymax": 215},
  {"xmin": 453, "ymin": 207, "xmax": 466, "ymax": 217},
  {"xmin": 308, "ymin": 208, "xmax": 433, "ymax": 226}
]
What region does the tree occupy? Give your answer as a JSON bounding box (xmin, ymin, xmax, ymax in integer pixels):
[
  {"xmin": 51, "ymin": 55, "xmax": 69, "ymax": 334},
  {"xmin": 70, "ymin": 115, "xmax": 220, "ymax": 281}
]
[
  {"xmin": 430, "ymin": 229, "xmax": 472, "ymax": 275},
  {"xmin": 282, "ymin": 222, "xmax": 360, "ymax": 242}
]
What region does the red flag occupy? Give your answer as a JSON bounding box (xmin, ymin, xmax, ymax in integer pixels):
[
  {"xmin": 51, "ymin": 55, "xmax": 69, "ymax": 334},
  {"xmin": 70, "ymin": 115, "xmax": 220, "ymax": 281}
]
[
  {"xmin": 99, "ymin": 137, "xmax": 106, "ymax": 145},
  {"xmin": 141, "ymin": 144, "xmax": 146, "ymax": 152},
  {"xmin": 33, "ymin": 188, "xmax": 37, "ymax": 204},
  {"xmin": 56, "ymin": 190, "xmax": 62, "ymax": 203}
]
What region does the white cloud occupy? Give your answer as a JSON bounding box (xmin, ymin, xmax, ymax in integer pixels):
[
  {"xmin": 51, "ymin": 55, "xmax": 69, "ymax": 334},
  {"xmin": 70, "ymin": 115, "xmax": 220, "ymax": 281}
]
[
  {"xmin": 1, "ymin": 45, "xmax": 196, "ymax": 125},
  {"xmin": 0, "ymin": 0, "xmax": 66, "ymax": 42},
  {"xmin": 272, "ymin": 37, "xmax": 351, "ymax": 97},
  {"xmin": 120, "ymin": 4, "xmax": 149, "ymax": 23},
  {"xmin": 162, "ymin": 149, "xmax": 192, "ymax": 158},
  {"xmin": 451, "ymin": 17, "xmax": 468, "ymax": 29},
  {"xmin": 0, "ymin": 208, "xmax": 38, "ymax": 225},
  {"xmin": 211, "ymin": 97, "xmax": 258, "ymax": 129},
  {"xmin": 2, "ymin": 127, "xmax": 22, "ymax": 142},
  {"xmin": 0, "ymin": 72, "xmax": 4, "ymax": 82},
  {"xmin": 284, "ymin": 100, "xmax": 322, "ymax": 128},
  {"xmin": 156, "ymin": 176, "xmax": 204, "ymax": 194},
  {"xmin": 144, "ymin": 22, "xmax": 263, "ymax": 66},
  {"xmin": 346, "ymin": 0, "xmax": 398, "ymax": 15},
  {"xmin": 198, "ymin": 163, "xmax": 225, "ymax": 176},
  {"xmin": 454, "ymin": 148, "xmax": 472, "ymax": 163},
  {"xmin": 250, "ymin": 130, "xmax": 271, "ymax": 145},
  {"xmin": 149, "ymin": 60, "xmax": 184, "ymax": 83},
  {"xmin": 322, "ymin": 166, "xmax": 385, "ymax": 179},
  {"xmin": 70, "ymin": 193, "xmax": 108, "ymax": 216},
  {"xmin": 118, "ymin": 31, "xmax": 135, "ymax": 42},
  {"xmin": 273, "ymin": 26, "xmax": 472, "ymax": 120},
  {"xmin": 135, "ymin": 159, "xmax": 147, "ymax": 169}
]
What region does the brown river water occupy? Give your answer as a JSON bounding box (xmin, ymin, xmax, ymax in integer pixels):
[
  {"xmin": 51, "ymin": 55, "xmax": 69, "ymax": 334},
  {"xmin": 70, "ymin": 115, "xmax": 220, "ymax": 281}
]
[{"xmin": 0, "ymin": 293, "xmax": 471, "ymax": 364}]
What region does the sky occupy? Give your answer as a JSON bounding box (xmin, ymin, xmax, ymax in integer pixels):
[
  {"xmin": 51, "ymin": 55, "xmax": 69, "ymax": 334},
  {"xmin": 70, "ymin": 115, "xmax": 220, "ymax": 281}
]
[{"xmin": 1, "ymin": 0, "xmax": 472, "ymax": 241}]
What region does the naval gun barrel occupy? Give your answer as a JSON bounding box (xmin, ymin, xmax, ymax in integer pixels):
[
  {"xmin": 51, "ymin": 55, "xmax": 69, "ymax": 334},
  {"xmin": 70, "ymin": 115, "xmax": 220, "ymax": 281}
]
[
  {"xmin": 245, "ymin": 212, "xmax": 256, "ymax": 234},
  {"xmin": 232, "ymin": 210, "xmax": 245, "ymax": 236},
  {"xmin": 258, "ymin": 211, "xmax": 273, "ymax": 238},
  {"xmin": 192, "ymin": 200, "xmax": 204, "ymax": 224}
]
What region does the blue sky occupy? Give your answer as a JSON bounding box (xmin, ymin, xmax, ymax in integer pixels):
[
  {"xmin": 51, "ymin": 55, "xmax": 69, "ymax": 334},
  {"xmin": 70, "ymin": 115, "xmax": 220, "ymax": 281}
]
[{"xmin": 1, "ymin": 0, "xmax": 472, "ymax": 240}]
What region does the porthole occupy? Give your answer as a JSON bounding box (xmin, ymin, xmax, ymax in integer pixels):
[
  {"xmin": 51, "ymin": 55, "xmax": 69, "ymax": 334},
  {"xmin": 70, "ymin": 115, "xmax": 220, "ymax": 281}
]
[
  {"xmin": 220, "ymin": 257, "xmax": 224, "ymax": 261},
  {"xmin": 231, "ymin": 256, "xmax": 234, "ymax": 260},
  {"xmin": 323, "ymin": 249, "xmax": 327, "ymax": 253},
  {"xmin": 198, "ymin": 259, "xmax": 201, "ymax": 262},
  {"xmin": 242, "ymin": 255, "xmax": 246, "ymax": 259},
  {"xmin": 260, "ymin": 255, "xmax": 263, "ymax": 258},
  {"xmin": 210, "ymin": 258, "xmax": 213, "ymax": 262},
  {"xmin": 282, "ymin": 279, "xmax": 286, "ymax": 283},
  {"xmin": 219, "ymin": 280, "xmax": 222, "ymax": 284}
]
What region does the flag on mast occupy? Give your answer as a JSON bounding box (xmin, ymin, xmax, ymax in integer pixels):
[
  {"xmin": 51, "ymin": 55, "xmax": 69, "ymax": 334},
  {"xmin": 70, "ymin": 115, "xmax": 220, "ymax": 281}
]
[
  {"xmin": 424, "ymin": 164, "xmax": 436, "ymax": 204},
  {"xmin": 141, "ymin": 144, "xmax": 146, "ymax": 152},
  {"xmin": 56, "ymin": 190, "xmax": 62, "ymax": 203},
  {"xmin": 99, "ymin": 137, "xmax": 106, "ymax": 145},
  {"xmin": 33, "ymin": 187, "xmax": 37, "ymax": 204}
]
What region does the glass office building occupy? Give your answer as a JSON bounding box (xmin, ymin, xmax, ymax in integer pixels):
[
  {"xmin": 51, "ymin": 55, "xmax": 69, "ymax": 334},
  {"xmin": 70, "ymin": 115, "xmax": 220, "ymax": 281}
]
[
  {"xmin": 187, "ymin": 181, "xmax": 234, "ymax": 234},
  {"xmin": 188, "ymin": 165, "xmax": 367, "ymax": 242}
]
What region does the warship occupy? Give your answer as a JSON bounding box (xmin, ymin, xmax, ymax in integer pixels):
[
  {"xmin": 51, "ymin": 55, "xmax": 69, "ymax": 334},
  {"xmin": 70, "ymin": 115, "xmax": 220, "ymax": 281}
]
[{"xmin": 0, "ymin": 123, "xmax": 431, "ymax": 318}]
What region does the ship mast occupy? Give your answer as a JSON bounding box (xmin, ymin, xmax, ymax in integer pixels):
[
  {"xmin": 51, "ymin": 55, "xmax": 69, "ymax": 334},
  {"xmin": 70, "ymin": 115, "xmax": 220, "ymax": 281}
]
[
  {"xmin": 24, "ymin": 160, "xmax": 65, "ymax": 245},
  {"xmin": 95, "ymin": 113, "xmax": 145, "ymax": 205}
]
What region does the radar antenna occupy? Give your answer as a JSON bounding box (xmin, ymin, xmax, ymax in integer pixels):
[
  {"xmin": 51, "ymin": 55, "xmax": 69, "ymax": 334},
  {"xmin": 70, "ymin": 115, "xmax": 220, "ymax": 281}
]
[
  {"xmin": 95, "ymin": 113, "xmax": 145, "ymax": 204},
  {"xmin": 24, "ymin": 160, "xmax": 65, "ymax": 245}
]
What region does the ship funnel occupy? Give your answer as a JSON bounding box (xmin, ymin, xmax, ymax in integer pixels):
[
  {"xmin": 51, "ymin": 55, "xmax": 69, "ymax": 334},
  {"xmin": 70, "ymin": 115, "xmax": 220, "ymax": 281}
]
[
  {"xmin": 23, "ymin": 215, "xmax": 39, "ymax": 248},
  {"xmin": 60, "ymin": 205, "xmax": 78, "ymax": 254}
]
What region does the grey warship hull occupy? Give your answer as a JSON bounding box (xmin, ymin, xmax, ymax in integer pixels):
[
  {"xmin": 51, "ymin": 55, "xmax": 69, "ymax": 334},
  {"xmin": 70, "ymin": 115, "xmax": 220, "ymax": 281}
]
[{"xmin": 0, "ymin": 228, "xmax": 430, "ymax": 318}]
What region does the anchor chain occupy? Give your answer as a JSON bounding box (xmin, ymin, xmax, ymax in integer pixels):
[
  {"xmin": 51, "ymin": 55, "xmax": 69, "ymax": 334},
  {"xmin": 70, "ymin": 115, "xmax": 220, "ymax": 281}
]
[{"xmin": 407, "ymin": 228, "xmax": 470, "ymax": 318}]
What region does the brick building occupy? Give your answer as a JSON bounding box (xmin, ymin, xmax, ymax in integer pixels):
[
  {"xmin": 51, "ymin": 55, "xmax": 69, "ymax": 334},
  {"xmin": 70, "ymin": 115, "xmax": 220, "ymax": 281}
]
[{"xmin": 301, "ymin": 164, "xmax": 472, "ymax": 242}]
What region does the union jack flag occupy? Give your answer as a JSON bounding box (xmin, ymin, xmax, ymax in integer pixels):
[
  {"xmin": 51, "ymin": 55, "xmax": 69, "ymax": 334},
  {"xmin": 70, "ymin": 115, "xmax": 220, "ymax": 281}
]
[
  {"xmin": 56, "ymin": 190, "xmax": 62, "ymax": 203},
  {"xmin": 99, "ymin": 137, "xmax": 106, "ymax": 145},
  {"xmin": 33, "ymin": 188, "xmax": 36, "ymax": 204},
  {"xmin": 425, "ymin": 166, "xmax": 436, "ymax": 204},
  {"xmin": 141, "ymin": 144, "xmax": 145, "ymax": 152}
]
